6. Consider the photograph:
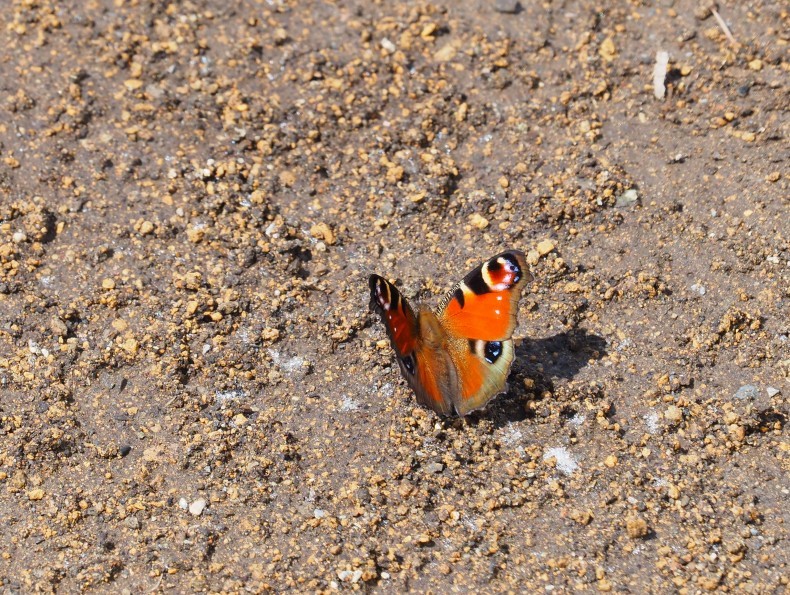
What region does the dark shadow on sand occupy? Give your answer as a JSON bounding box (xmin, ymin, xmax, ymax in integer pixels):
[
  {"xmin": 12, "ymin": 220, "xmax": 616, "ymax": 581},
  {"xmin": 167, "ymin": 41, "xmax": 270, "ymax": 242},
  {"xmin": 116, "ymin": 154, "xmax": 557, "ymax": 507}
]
[{"xmin": 463, "ymin": 329, "xmax": 609, "ymax": 427}]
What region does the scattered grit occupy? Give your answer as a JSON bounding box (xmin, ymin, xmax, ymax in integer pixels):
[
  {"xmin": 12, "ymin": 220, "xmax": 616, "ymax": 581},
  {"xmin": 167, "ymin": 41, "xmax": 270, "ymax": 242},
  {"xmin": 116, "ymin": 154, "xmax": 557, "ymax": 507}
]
[{"xmin": 0, "ymin": 1, "xmax": 787, "ymax": 593}]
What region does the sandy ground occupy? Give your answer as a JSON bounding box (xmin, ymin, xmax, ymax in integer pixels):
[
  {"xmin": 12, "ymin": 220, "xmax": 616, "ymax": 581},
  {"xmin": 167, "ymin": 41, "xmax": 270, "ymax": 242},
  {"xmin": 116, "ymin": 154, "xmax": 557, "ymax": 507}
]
[{"xmin": 0, "ymin": 0, "xmax": 788, "ymax": 592}]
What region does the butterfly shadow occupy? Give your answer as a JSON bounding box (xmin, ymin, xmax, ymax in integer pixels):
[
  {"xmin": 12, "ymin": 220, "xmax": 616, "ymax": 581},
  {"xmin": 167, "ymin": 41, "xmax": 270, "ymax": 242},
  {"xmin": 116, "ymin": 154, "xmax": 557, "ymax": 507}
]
[{"xmin": 467, "ymin": 329, "xmax": 609, "ymax": 428}]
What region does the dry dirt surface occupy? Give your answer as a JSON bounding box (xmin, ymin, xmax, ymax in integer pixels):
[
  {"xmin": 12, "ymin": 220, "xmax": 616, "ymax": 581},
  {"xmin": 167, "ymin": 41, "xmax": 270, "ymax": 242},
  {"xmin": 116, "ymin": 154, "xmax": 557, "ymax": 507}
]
[{"xmin": 0, "ymin": 0, "xmax": 788, "ymax": 593}]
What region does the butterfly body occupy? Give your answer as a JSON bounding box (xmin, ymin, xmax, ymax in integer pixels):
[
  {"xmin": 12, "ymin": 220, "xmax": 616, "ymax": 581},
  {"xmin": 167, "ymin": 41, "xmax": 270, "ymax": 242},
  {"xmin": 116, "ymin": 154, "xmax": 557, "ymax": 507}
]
[{"xmin": 370, "ymin": 250, "xmax": 531, "ymax": 416}]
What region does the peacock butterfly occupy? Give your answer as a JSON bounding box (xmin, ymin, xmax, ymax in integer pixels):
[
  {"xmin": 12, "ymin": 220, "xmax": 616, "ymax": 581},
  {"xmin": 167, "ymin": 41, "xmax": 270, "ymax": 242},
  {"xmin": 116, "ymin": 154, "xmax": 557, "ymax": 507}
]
[{"xmin": 369, "ymin": 250, "xmax": 532, "ymax": 416}]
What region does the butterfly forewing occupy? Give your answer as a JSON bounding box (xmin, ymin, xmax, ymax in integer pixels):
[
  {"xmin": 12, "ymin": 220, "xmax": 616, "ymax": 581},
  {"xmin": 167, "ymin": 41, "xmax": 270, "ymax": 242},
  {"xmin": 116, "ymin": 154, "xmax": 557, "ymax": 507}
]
[
  {"xmin": 437, "ymin": 250, "xmax": 531, "ymax": 342},
  {"xmin": 369, "ymin": 275, "xmax": 456, "ymax": 415},
  {"xmin": 369, "ymin": 275, "xmax": 419, "ymax": 358}
]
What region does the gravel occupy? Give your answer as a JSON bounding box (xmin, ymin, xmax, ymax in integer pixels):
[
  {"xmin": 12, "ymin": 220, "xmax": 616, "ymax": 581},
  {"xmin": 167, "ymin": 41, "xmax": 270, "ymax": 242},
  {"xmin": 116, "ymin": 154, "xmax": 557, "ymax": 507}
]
[{"xmin": 0, "ymin": 0, "xmax": 786, "ymax": 592}]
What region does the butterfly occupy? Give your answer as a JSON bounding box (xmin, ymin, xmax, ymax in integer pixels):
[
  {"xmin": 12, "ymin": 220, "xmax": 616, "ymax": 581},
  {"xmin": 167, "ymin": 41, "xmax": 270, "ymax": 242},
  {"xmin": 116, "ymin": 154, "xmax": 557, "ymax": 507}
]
[{"xmin": 369, "ymin": 250, "xmax": 532, "ymax": 416}]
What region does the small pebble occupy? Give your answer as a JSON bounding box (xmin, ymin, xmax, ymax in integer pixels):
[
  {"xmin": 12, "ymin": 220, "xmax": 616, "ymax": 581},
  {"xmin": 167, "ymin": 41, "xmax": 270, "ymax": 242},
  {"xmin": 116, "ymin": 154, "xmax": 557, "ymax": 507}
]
[
  {"xmin": 625, "ymin": 516, "xmax": 649, "ymax": 539},
  {"xmin": 733, "ymin": 385, "xmax": 760, "ymax": 401},
  {"xmin": 310, "ymin": 222, "xmax": 336, "ymax": 245},
  {"xmin": 273, "ymin": 27, "xmax": 288, "ymax": 45},
  {"xmin": 615, "ymin": 189, "xmax": 639, "ymax": 207},
  {"xmin": 536, "ymin": 239, "xmax": 555, "ymax": 256},
  {"xmin": 425, "ymin": 462, "xmax": 444, "ymax": 474},
  {"xmin": 123, "ymin": 516, "xmax": 140, "ymax": 530},
  {"xmin": 337, "ymin": 569, "xmax": 363, "ymax": 583},
  {"xmin": 50, "ymin": 317, "xmax": 69, "ymax": 337},
  {"xmin": 599, "ymin": 37, "xmax": 616, "ymax": 62},
  {"xmin": 470, "ymin": 213, "xmax": 489, "ymax": 230},
  {"xmin": 694, "ymin": 4, "xmax": 712, "ymax": 20},
  {"xmin": 690, "ymin": 283, "xmax": 706, "ymax": 296},
  {"xmin": 380, "ymin": 38, "xmax": 396, "ymax": 54},
  {"xmin": 189, "ymin": 498, "xmax": 207, "ymax": 516},
  {"xmin": 493, "ymin": 0, "xmax": 520, "ymax": 14},
  {"xmin": 664, "ymin": 405, "xmax": 683, "ymax": 423},
  {"xmin": 653, "ymin": 51, "xmax": 669, "ymax": 100},
  {"xmin": 434, "ymin": 43, "xmax": 458, "ymax": 62},
  {"xmin": 378, "ymin": 200, "xmax": 394, "ymax": 217}
]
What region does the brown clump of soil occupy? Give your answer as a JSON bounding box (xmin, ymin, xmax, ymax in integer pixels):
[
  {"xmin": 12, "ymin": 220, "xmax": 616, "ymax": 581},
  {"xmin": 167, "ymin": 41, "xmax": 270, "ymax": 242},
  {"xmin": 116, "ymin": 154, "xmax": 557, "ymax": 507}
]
[{"xmin": 0, "ymin": 1, "xmax": 787, "ymax": 592}]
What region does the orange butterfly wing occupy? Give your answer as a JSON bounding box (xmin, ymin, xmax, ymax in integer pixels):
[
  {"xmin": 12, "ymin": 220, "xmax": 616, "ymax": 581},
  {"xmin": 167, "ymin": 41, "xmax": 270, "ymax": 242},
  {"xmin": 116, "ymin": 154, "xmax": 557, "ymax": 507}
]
[
  {"xmin": 445, "ymin": 338, "xmax": 517, "ymax": 415},
  {"xmin": 369, "ymin": 275, "xmax": 456, "ymax": 415},
  {"xmin": 369, "ymin": 275, "xmax": 418, "ymax": 357},
  {"xmin": 437, "ymin": 250, "xmax": 531, "ymax": 342},
  {"xmin": 437, "ymin": 250, "xmax": 531, "ymax": 415}
]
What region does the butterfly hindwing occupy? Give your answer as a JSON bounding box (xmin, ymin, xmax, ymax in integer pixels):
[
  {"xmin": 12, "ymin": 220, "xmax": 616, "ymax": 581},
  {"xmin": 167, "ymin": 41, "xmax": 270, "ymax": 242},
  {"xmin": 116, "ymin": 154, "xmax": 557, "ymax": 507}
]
[
  {"xmin": 408, "ymin": 336, "xmax": 457, "ymax": 416},
  {"xmin": 447, "ymin": 337, "xmax": 515, "ymax": 415}
]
